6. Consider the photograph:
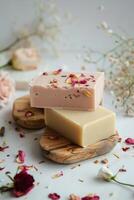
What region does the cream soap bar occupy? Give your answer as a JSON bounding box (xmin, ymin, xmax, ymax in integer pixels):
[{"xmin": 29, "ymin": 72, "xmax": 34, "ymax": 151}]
[
  {"xmin": 30, "ymin": 69, "xmax": 104, "ymax": 111},
  {"xmin": 45, "ymin": 106, "xmax": 116, "ymax": 147},
  {"xmin": 12, "ymin": 48, "xmax": 40, "ymax": 71}
]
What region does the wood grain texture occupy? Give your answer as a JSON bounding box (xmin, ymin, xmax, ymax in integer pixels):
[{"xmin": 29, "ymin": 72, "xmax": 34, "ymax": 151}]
[
  {"xmin": 40, "ymin": 128, "xmax": 119, "ymax": 164},
  {"xmin": 12, "ymin": 95, "xmax": 45, "ymax": 129}
]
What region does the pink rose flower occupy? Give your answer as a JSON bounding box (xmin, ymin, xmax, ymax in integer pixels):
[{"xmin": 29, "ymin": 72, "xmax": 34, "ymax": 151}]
[
  {"xmin": 0, "ymin": 72, "xmax": 15, "ymax": 107},
  {"xmin": 0, "ymin": 169, "xmax": 35, "ymax": 197}
]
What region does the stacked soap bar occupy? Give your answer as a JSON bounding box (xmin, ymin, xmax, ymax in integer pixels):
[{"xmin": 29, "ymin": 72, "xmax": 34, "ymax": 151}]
[
  {"xmin": 30, "ymin": 69, "xmax": 104, "ymax": 111},
  {"xmin": 30, "ymin": 69, "xmax": 116, "ymax": 147},
  {"xmin": 45, "ymin": 107, "xmax": 116, "ymax": 147}
]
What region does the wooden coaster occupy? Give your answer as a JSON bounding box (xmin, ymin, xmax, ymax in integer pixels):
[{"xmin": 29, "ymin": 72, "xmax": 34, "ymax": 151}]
[
  {"xmin": 40, "ymin": 128, "xmax": 119, "ymax": 164},
  {"xmin": 12, "ymin": 95, "xmax": 45, "ymax": 129}
]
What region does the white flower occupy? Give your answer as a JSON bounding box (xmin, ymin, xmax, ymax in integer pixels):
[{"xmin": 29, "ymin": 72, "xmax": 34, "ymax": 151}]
[
  {"xmin": 100, "ymin": 21, "xmax": 109, "ymax": 30},
  {"xmin": 107, "ymin": 29, "xmax": 113, "ymax": 34},
  {"xmin": 97, "ymin": 166, "xmax": 114, "ymax": 182}
]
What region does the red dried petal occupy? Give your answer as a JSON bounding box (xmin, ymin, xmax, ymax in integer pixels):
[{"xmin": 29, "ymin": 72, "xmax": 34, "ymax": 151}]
[
  {"xmin": 13, "ymin": 170, "xmax": 34, "ymax": 197},
  {"xmin": 79, "ymin": 79, "xmax": 87, "ymax": 84},
  {"xmin": 16, "ymin": 150, "xmax": 25, "ymax": 164},
  {"xmin": 71, "ymin": 79, "xmax": 78, "ymax": 86},
  {"xmin": 48, "ymin": 193, "xmax": 60, "ymax": 200},
  {"xmin": 125, "ymin": 138, "xmax": 134, "ymax": 145},
  {"xmin": 81, "ymin": 195, "xmax": 100, "ymax": 200},
  {"xmin": 0, "ymin": 145, "xmax": 9, "ymax": 152},
  {"xmin": 122, "ymin": 147, "xmax": 130, "ymax": 152}
]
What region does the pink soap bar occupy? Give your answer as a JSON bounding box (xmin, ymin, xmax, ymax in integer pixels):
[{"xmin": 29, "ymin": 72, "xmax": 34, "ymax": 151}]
[{"xmin": 30, "ymin": 69, "xmax": 104, "ymax": 111}]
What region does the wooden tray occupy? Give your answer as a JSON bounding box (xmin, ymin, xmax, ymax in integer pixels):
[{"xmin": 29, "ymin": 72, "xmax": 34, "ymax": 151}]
[
  {"xmin": 12, "ymin": 95, "xmax": 45, "ymax": 129},
  {"xmin": 40, "ymin": 128, "xmax": 119, "ymax": 164}
]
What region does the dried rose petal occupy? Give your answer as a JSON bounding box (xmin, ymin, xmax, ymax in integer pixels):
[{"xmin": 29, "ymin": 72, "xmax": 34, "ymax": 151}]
[
  {"xmin": 94, "ymin": 160, "xmax": 99, "ymax": 164},
  {"xmin": 48, "ymin": 193, "xmax": 60, "ymax": 200},
  {"xmin": 19, "ymin": 132, "xmax": 25, "ymax": 138},
  {"xmin": 125, "ymin": 138, "xmax": 134, "ymax": 145},
  {"xmin": 42, "ymin": 72, "xmax": 48, "ymax": 75},
  {"xmin": 80, "ymin": 73, "xmax": 85, "ymax": 77},
  {"xmin": 52, "ymin": 171, "xmax": 63, "ymax": 179},
  {"xmin": 66, "ymin": 74, "xmax": 79, "ymax": 86},
  {"xmin": 79, "ymin": 79, "xmax": 87, "ymax": 84},
  {"xmin": 18, "ymin": 165, "xmax": 33, "ymax": 171},
  {"xmin": 81, "ymin": 195, "xmax": 100, "ymax": 200},
  {"xmin": 16, "ymin": 150, "xmax": 25, "ymax": 164},
  {"xmin": 13, "ymin": 170, "xmax": 34, "ymax": 197},
  {"xmin": 69, "ymin": 194, "xmax": 81, "ymax": 200},
  {"xmin": 0, "ymin": 145, "xmax": 9, "ymax": 152},
  {"xmin": 66, "ymin": 73, "xmax": 89, "ymax": 86},
  {"xmin": 69, "ymin": 74, "xmax": 78, "ymax": 78},
  {"xmin": 25, "ymin": 111, "xmax": 34, "ymax": 118},
  {"xmin": 122, "ymin": 147, "xmax": 130, "ymax": 152},
  {"xmin": 16, "ymin": 128, "xmax": 25, "ymax": 138},
  {"xmin": 101, "ymin": 158, "xmax": 108, "ymax": 164},
  {"xmin": 53, "ymin": 69, "xmax": 62, "ymax": 75},
  {"xmin": 71, "ymin": 79, "xmax": 78, "ymax": 87}
]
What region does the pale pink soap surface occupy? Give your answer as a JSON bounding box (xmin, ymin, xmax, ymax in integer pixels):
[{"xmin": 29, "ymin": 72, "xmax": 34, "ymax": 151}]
[{"xmin": 30, "ymin": 69, "xmax": 104, "ymax": 111}]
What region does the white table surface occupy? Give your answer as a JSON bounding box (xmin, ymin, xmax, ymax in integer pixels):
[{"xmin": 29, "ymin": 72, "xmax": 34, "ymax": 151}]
[{"xmin": 0, "ymin": 53, "xmax": 134, "ymax": 200}]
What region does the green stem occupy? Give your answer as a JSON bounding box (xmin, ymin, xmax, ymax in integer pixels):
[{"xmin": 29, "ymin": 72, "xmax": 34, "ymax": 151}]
[
  {"xmin": 112, "ymin": 178, "xmax": 134, "ymax": 187},
  {"xmin": 6, "ymin": 174, "xmax": 14, "ymax": 182},
  {"xmin": 0, "ymin": 184, "xmax": 14, "ymax": 193}
]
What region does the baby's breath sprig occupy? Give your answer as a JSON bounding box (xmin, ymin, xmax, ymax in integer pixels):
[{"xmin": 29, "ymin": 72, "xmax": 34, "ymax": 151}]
[{"xmin": 83, "ymin": 22, "xmax": 134, "ymax": 117}]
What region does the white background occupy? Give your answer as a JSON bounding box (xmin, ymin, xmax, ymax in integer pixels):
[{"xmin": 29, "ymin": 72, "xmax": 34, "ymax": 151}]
[
  {"xmin": 0, "ymin": 1, "xmax": 134, "ymax": 200},
  {"xmin": 1, "ymin": 0, "xmax": 134, "ymax": 51}
]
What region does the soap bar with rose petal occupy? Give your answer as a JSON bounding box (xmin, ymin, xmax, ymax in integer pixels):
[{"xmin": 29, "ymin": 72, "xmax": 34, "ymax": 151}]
[
  {"xmin": 45, "ymin": 106, "xmax": 116, "ymax": 147},
  {"xmin": 30, "ymin": 69, "xmax": 104, "ymax": 111}
]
